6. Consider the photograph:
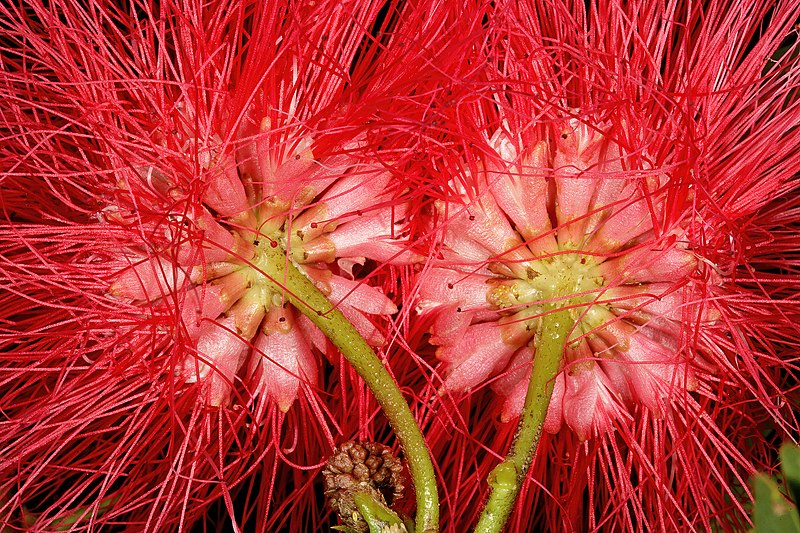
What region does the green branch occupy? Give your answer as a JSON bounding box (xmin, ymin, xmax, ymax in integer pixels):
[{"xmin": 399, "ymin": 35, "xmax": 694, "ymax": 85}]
[
  {"xmin": 259, "ymin": 245, "xmax": 438, "ymax": 533},
  {"xmin": 474, "ymin": 308, "xmax": 573, "ymax": 532}
]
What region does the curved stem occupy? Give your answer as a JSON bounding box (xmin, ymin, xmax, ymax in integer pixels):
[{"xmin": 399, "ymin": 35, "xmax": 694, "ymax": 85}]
[
  {"xmin": 259, "ymin": 246, "xmax": 438, "ymax": 533},
  {"xmin": 474, "ymin": 308, "xmax": 573, "ymax": 533}
]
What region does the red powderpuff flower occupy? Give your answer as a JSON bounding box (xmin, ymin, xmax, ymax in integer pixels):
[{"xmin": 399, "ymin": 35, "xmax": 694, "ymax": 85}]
[
  {"xmin": 0, "ymin": 0, "xmax": 414, "ymax": 530},
  {"xmin": 414, "ymin": 0, "xmax": 800, "ymax": 531},
  {"xmin": 105, "ymin": 95, "xmax": 412, "ymax": 410},
  {"xmin": 420, "ymin": 120, "xmax": 715, "ymax": 435}
]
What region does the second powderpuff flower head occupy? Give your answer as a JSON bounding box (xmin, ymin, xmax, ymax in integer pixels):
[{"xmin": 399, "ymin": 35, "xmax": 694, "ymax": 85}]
[
  {"xmin": 414, "ymin": 0, "xmax": 800, "ymax": 530},
  {"xmin": 418, "ymin": 119, "xmax": 709, "ymax": 439},
  {"xmin": 0, "ymin": 0, "xmax": 414, "ymax": 530}
]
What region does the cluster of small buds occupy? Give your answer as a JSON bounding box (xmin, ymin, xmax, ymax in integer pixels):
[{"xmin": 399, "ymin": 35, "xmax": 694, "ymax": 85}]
[{"xmin": 322, "ymin": 441, "xmax": 406, "ymax": 532}]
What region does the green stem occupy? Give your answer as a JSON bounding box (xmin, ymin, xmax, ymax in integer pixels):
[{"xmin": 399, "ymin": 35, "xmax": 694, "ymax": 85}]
[
  {"xmin": 259, "ymin": 246, "xmax": 438, "ymax": 533},
  {"xmin": 353, "ymin": 491, "xmax": 411, "ymax": 532},
  {"xmin": 474, "ymin": 308, "xmax": 573, "ymax": 533}
]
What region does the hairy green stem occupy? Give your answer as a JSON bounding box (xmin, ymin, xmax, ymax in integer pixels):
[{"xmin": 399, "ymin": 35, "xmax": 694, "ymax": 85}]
[
  {"xmin": 474, "ymin": 308, "xmax": 573, "ymax": 533},
  {"xmin": 259, "ymin": 246, "xmax": 438, "ymax": 533}
]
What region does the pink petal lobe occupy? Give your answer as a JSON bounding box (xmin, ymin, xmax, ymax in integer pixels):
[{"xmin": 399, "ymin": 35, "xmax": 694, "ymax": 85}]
[
  {"xmin": 439, "ymin": 196, "xmax": 533, "ymax": 275},
  {"xmin": 297, "ymin": 313, "xmax": 328, "ymax": 355},
  {"xmin": 339, "ymin": 305, "xmax": 387, "ymax": 347},
  {"xmin": 597, "ymin": 246, "xmax": 697, "ymax": 285},
  {"xmin": 201, "ymin": 156, "xmax": 249, "ymax": 217},
  {"xmin": 181, "ymin": 316, "xmax": 247, "ymax": 407},
  {"xmin": 439, "ymin": 322, "xmax": 519, "ymax": 393},
  {"xmin": 291, "ymin": 172, "xmax": 392, "ymax": 242},
  {"xmin": 327, "ymin": 209, "xmax": 418, "ymax": 264},
  {"xmin": 553, "ymin": 123, "xmax": 603, "ymax": 247},
  {"xmin": 543, "ymin": 372, "xmax": 566, "ymax": 433},
  {"xmin": 428, "ymin": 305, "xmax": 475, "ymax": 347},
  {"xmin": 251, "ymin": 312, "xmax": 317, "ymax": 413},
  {"xmin": 597, "ymin": 330, "xmax": 695, "ymax": 414},
  {"xmin": 603, "ymin": 283, "xmax": 715, "ymax": 324},
  {"xmin": 110, "ymin": 256, "xmax": 189, "ymax": 302},
  {"xmin": 328, "ymin": 274, "xmax": 398, "ymax": 315},
  {"xmin": 560, "ymin": 365, "xmax": 618, "ymax": 441},
  {"xmin": 493, "ymin": 347, "xmax": 534, "ymax": 423},
  {"xmin": 487, "ymin": 136, "xmax": 556, "ymax": 253},
  {"xmin": 416, "ymin": 268, "xmax": 492, "ymax": 315},
  {"xmin": 589, "ymin": 188, "xmax": 657, "ymax": 251},
  {"xmin": 179, "ymin": 284, "xmax": 230, "ymax": 340},
  {"xmin": 184, "ymin": 207, "xmax": 236, "ymax": 263}
]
